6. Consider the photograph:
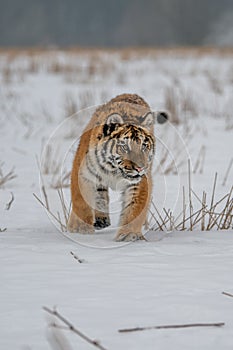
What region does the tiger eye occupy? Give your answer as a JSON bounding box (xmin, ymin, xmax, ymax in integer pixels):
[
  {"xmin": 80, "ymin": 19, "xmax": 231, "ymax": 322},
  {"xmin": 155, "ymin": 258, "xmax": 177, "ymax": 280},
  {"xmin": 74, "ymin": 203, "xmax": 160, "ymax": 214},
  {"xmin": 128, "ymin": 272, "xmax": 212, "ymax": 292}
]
[{"xmin": 142, "ymin": 143, "xmax": 149, "ymax": 152}]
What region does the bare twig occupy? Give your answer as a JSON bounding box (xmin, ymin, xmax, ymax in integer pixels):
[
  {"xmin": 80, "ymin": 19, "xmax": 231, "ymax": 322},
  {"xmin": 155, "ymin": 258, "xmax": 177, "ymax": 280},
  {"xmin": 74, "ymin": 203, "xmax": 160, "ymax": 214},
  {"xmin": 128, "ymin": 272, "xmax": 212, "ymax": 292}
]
[
  {"xmin": 57, "ymin": 211, "xmax": 64, "ymax": 232},
  {"xmin": 201, "ymin": 191, "xmax": 206, "ymax": 231},
  {"xmin": 148, "ymin": 208, "xmax": 163, "ymax": 231},
  {"xmin": 118, "ymin": 322, "xmax": 225, "ymax": 333},
  {"xmin": 70, "ymin": 251, "xmax": 85, "ymax": 264},
  {"xmin": 57, "ymin": 188, "xmax": 70, "ymax": 226},
  {"xmin": 222, "ymin": 291, "xmax": 233, "ymax": 298},
  {"xmin": 207, "ymin": 173, "xmax": 218, "ymax": 230},
  {"xmin": 42, "ymin": 185, "xmax": 50, "ymax": 211},
  {"xmin": 182, "ymin": 186, "xmax": 186, "ymax": 230},
  {"xmin": 43, "ymin": 307, "xmax": 109, "ymax": 350},
  {"xmin": 0, "ymin": 163, "xmax": 17, "ymax": 187},
  {"xmin": 33, "ymin": 193, "xmax": 67, "ymax": 231},
  {"xmin": 5, "ymin": 192, "xmax": 14, "ymax": 210},
  {"xmin": 188, "ymin": 159, "xmax": 193, "ymax": 231},
  {"xmin": 218, "ymin": 187, "xmax": 233, "ymax": 230},
  {"xmin": 221, "ymin": 200, "xmax": 233, "ymax": 230},
  {"xmin": 41, "ymin": 144, "xmax": 61, "ymax": 175},
  {"xmin": 151, "ymin": 200, "xmax": 167, "ymax": 231},
  {"xmin": 0, "ymin": 228, "xmax": 7, "ymax": 232},
  {"xmin": 193, "ymin": 145, "xmax": 206, "ymax": 174},
  {"xmin": 222, "ymin": 158, "xmax": 233, "ymax": 186},
  {"xmin": 51, "ymin": 170, "xmax": 71, "ymax": 189}
]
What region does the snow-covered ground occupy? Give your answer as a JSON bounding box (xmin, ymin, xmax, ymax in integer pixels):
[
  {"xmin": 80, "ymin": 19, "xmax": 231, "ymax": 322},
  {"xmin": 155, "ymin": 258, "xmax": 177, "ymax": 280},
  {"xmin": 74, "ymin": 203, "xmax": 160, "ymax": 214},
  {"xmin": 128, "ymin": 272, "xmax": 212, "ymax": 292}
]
[{"xmin": 0, "ymin": 49, "xmax": 233, "ymax": 349}]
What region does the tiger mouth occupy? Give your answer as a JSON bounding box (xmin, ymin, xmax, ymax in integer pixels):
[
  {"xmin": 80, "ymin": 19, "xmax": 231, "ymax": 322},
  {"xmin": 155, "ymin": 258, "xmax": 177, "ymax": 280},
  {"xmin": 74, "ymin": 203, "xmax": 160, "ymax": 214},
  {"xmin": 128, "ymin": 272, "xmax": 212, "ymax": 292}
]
[{"xmin": 119, "ymin": 168, "xmax": 144, "ymax": 180}]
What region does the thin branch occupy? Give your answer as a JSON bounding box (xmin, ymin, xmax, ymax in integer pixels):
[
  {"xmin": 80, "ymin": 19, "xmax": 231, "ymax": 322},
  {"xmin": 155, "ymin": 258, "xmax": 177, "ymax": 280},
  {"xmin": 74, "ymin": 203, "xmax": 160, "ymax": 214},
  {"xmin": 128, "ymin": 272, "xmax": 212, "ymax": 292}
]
[
  {"xmin": 70, "ymin": 251, "xmax": 85, "ymax": 264},
  {"xmin": 57, "ymin": 211, "xmax": 65, "ymax": 232},
  {"xmin": 201, "ymin": 191, "xmax": 206, "ymax": 231},
  {"xmin": 42, "ymin": 185, "xmax": 50, "ymax": 211},
  {"xmin": 218, "ymin": 187, "xmax": 233, "ymax": 229},
  {"xmin": 221, "ymin": 195, "xmax": 233, "ymax": 229},
  {"xmin": 57, "ymin": 188, "xmax": 70, "ymax": 226},
  {"xmin": 118, "ymin": 322, "xmax": 225, "ymax": 333},
  {"xmin": 207, "ymin": 172, "xmax": 218, "ymax": 230},
  {"xmin": 43, "ymin": 307, "xmax": 109, "ymax": 350},
  {"xmin": 175, "ymin": 205, "xmax": 207, "ymax": 230},
  {"xmin": 0, "ymin": 164, "xmax": 17, "ymax": 187},
  {"xmin": 193, "ymin": 145, "xmax": 205, "ymax": 174},
  {"xmin": 182, "ymin": 186, "xmax": 186, "ymax": 230},
  {"xmin": 151, "ymin": 200, "xmax": 168, "ymax": 231},
  {"xmin": 188, "ymin": 159, "xmax": 193, "ymax": 231},
  {"xmin": 222, "ymin": 158, "xmax": 233, "ymax": 186},
  {"xmin": 5, "ymin": 192, "xmax": 14, "ymax": 210},
  {"xmin": 222, "ymin": 291, "xmax": 233, "ymax": 298},
  {"xmin": 33, "ymin": 193, "xmax": 67, "ymax": 231}
]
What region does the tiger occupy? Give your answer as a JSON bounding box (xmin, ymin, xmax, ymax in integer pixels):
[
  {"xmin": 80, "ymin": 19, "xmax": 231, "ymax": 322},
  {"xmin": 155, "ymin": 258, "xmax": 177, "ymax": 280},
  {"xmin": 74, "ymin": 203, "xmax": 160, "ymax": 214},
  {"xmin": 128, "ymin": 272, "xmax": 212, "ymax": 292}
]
[{"xmin": 67, "ymin": 93, "xmax": 168, "ymax": 241}]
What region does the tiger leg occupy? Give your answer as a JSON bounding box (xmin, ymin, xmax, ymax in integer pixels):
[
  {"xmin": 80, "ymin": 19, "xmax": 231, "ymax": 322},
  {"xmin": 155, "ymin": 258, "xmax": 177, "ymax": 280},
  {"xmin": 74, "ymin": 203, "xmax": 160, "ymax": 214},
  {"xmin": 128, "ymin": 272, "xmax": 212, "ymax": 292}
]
[
  {"xmin": 68, "ymin": 175, "xmax": 95, "ymax": 234},
  {"xmin": 94, "ymin": 186, "xmax": 111, "ymax": 230},
  {"xmin": 115, "ymin": 175, "xmax": 152, "ymax": 242}
]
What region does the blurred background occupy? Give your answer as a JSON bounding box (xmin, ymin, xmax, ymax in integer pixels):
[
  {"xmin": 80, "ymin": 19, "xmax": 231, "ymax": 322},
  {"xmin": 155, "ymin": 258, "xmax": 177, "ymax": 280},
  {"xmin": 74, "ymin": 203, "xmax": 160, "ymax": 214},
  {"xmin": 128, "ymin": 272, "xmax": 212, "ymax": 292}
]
[{"xmin": 1, "ymin": 0, "xmax": 233, "ymax": 48}]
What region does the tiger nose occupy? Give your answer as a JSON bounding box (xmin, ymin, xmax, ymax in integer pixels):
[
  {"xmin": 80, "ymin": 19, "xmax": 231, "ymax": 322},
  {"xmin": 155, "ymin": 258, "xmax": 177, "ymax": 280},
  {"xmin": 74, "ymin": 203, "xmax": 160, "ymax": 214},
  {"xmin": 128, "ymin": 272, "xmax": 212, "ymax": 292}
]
[{"xmin": 134, "ymin": 166, "xmax": 144, "ymax": 172}]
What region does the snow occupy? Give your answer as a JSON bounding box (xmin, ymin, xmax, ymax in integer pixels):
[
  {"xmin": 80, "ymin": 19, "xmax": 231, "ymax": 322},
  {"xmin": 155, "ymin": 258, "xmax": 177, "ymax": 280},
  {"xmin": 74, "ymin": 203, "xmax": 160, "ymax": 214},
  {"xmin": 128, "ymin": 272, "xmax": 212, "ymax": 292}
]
[{"xmin": 0, "ymin": 49, "xmax": 233, "ymax": 349}]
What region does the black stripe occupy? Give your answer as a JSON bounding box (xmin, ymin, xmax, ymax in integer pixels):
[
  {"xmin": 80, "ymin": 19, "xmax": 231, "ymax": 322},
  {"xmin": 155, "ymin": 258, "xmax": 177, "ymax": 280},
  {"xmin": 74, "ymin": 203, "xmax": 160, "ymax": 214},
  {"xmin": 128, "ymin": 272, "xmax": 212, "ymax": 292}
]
[
  {"xmin": 110, "ymin": 139, "xmax": 115, "ymax": 154},
  {"xmin": 86, "ymin": 162, "xmax": 102, "ymax": 181},
  {"xmin": 86, "ymin": 155, "xmax": 102, "ymax": 181},
  {"xmin": 101, "ymin": 139, "xmax": 112, "ymax": 161},
  {"xmin": 106, "ymin": 161, "xmax": 117, "ymax": 169},
  {"xmin": 97, "ymin": 188, "xmax": 107, "ymax": 192},
  {"xmin": 94, "ymin": 148, "xmax": 111, "ymax": 174},
  {"xmin": 124, "ymin": 200, "xmax": 136, "ymax": 210}
]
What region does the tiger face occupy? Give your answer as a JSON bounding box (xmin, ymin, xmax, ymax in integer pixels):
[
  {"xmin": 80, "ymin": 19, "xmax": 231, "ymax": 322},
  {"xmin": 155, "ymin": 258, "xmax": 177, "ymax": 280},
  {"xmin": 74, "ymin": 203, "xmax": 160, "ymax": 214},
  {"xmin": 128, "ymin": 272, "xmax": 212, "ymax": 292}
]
[
  {"xmin": 94, "ymin": 112, "xmax": 155, "ymax": 185},
  {"xmin": 116, "ymin": 131, "xmax": 154, "ymax": 180}
]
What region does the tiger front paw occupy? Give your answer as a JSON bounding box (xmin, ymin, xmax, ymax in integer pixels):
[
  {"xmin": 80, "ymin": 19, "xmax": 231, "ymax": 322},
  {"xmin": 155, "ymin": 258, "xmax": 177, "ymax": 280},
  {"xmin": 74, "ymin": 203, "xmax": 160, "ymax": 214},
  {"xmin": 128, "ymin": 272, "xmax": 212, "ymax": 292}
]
[
  {"xmin": 94, "ymin": 216, "xmax": 111, "ymax": 230},
  {"xmin": 67, "ymin": 210, "xmax": 94, "ymax": 234}
]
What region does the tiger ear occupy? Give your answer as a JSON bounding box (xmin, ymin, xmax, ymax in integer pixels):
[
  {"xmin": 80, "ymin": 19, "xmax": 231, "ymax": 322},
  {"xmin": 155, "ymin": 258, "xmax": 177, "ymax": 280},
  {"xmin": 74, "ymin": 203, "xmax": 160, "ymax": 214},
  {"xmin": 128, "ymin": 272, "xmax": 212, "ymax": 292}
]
[
  {"xmin": 153, "ymin": 111, "xmax": 169, "ymax": 124},
  {"xmin": 142, "ymin": 111, "xmax": 169, "ymax": 127},
  {"xmin": 141, "ymin": 112, "xmax": 154, "ymax": 127},
  {"xmin": 103, "ymin": 113, "xmax": 123, "ymax": 136},
  {"xmin": 106, "ymin": 113, "xmax": 123, "ymax": 125}
]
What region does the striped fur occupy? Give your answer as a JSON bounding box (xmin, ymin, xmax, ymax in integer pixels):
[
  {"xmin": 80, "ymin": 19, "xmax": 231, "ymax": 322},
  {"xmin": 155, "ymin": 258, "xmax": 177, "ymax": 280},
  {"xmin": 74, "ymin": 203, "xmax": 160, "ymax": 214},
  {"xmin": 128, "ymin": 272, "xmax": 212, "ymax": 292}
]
[{"xmin": 68, "ymin": 94, "xmax": 165, "ymax": 241}]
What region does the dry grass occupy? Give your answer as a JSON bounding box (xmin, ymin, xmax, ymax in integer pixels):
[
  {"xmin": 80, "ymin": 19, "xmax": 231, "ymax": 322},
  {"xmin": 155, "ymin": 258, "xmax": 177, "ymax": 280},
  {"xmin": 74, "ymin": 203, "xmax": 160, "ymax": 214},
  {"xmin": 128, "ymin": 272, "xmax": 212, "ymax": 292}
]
[
  {"xmin": 63, "ymin": 91, "xmax": 95, "ymax": 118},
  {"xmin": 63, "ymin": 93, "xmax": 79, "ymax": 118},
  {"xmin": 193, "ymin": 145, "xmax": 206, "ymax": 174},
  {"xmin": 181, "ymin": 92, "xmax": 198, "ymax": 117},
  {"xmin": 205, "ymin": 70, "xmax": 223, "ymax": 94},
  {"xmin": 18, "ymin": 112, "xmax": 34, "ymax": 138},
  {"xmin": 164, "ymin": 86, "xmax": 180, "ymax": 124},
  {"xmin": 148, "ymin": 170, "xmax": 233, "ymax": 233},
  {"xmin": 34, "ymin": 166, "xmax": 232, "ymax": 235},
  {"xmin": 0, "ymin": 162, "xmax": 17, "ymax": 187},
  {"xmin": 154, "ymin": 122, "xmax": 197, "ymax": 175},
  {"xmin": 222, "ymin": 158, "xmax": 233, "ymax": 186},
  {"xmin": 33, "ymin": 186, "xmax": 70, "ymax": 232},
  {"xmin": 2, "ymin": 66, "xmax": 12, "ymax": 84},
  {"xmin": 40, "ymin": 144, "xmax": 61, "ymax": 175},
  {"xmin": 51, "ymin": 170, "xmax": 71, "ymax": 189},
  {"xmin": 164, "ymin": 86, "xmax": 199, "ymax": 125}
]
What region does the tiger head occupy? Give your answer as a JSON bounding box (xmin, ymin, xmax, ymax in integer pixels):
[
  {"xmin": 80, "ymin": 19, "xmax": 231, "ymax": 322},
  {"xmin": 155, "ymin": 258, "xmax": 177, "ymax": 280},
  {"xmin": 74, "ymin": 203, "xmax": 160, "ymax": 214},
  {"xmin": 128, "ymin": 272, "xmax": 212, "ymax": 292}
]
[{"xmin": 95, "ymin": 111, "xmax": 167, "ymax": 182}]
